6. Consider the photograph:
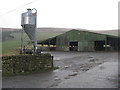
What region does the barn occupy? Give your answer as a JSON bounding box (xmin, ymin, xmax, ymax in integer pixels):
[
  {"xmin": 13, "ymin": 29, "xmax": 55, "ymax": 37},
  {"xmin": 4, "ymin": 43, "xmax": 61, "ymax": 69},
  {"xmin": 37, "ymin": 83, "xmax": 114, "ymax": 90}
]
[{"xmin": 38, "ymin": 29, "xmax": 119, "ymax": 51}]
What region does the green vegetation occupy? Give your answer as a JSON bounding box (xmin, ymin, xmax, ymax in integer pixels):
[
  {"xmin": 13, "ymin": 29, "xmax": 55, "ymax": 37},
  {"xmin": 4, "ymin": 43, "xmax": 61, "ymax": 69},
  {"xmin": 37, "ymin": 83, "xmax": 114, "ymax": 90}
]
[
  {"xmin": 2, "ymin": 31, "xmax": 60, "ymax": 55},
  {"xmin": 2, "ymin": 32, "xmax": 21, "ymax": 54}
]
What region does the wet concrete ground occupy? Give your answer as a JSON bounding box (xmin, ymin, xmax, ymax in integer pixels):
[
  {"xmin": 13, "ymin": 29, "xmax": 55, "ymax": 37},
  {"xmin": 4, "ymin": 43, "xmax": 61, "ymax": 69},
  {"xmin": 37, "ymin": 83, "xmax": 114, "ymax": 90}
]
[
  {"xmin": 2, "ymin": 51, "xmax": 118, "ymax": 88},
  {"xmin": 54, "ymin": 62, "xmax": 118, "ymax": 88}
]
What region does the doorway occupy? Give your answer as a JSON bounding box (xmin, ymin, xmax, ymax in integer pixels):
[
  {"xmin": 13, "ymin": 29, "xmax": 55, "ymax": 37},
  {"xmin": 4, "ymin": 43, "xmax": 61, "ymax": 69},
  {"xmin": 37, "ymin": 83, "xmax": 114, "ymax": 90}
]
[
  {"xmin": 69, "ymin": 42, "xmax": 78, "ymax": 51},
  {"xmin": 94, "ymin": 41, "xmax": 105, "ymax": 51}
]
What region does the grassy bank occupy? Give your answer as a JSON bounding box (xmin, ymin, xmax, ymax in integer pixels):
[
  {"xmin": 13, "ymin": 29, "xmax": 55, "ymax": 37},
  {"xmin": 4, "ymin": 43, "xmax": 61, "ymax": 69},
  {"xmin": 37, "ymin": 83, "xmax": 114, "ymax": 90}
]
[{"xmin": 2, "ymin": 31, "xmax": 60, "ymax": 55}]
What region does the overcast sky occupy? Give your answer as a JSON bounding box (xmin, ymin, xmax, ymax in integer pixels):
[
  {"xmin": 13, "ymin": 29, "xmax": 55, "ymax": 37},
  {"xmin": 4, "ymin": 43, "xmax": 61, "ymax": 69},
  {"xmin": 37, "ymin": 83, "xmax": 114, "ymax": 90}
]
[{"xmin": 0, "ymin": 0, "xmax": 119, "ymax": 30}]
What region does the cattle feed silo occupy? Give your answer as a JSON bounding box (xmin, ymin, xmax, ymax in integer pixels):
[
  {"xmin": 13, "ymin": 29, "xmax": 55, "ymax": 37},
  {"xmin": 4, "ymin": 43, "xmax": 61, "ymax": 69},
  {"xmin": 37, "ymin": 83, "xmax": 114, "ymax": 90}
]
[{"xmin": 21, "ymin": 8, "xmax": 38, "ymax": 54}]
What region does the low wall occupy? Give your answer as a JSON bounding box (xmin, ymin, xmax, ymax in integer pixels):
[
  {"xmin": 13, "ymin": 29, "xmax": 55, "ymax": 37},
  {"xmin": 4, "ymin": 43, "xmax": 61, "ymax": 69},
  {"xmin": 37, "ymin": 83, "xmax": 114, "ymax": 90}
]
[{"xmin": 2, "ymin": 54, "xmax": 54, "ymax": 76}]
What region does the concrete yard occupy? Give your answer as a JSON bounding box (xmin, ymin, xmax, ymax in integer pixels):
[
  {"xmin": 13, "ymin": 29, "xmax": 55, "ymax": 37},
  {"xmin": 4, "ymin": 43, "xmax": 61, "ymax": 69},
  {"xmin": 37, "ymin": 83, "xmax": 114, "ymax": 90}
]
[{"xmin": 2, "ymin": 51, "xmax": 118, "ymax": 88}]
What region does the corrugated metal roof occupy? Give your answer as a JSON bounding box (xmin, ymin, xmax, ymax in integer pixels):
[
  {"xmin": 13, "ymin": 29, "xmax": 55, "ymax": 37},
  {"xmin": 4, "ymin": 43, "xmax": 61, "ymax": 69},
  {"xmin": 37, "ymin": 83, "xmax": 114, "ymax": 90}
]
[{"xmin": 38, "ymin": 29, "xmax": 119, "ymax": 43}]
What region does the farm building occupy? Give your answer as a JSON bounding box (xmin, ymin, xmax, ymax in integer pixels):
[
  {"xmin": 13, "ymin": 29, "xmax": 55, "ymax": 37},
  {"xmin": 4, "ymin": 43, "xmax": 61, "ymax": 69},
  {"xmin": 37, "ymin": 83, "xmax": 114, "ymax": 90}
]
[{"xmin": 38, "ymin": 29, "xmax": 120, "ymax": 51}]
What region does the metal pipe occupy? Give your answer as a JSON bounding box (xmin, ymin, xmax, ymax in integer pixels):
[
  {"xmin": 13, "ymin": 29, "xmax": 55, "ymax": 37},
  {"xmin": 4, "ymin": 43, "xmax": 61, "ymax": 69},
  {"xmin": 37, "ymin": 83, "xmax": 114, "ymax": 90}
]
[
  {"xmin": 32, "ymin": 8, "xmax": 37, "ymax": 54},
  {"xmin": 21, "ymin": 25, "xmax": 25, "ymax": 54}
]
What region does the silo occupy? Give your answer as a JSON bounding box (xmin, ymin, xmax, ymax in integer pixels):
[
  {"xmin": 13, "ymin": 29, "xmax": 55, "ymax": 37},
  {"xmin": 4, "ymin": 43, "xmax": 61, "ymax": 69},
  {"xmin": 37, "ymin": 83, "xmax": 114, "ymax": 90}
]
[{"xmin": 21, "ymin": 8, "xmax": 37, "ymax": 54}]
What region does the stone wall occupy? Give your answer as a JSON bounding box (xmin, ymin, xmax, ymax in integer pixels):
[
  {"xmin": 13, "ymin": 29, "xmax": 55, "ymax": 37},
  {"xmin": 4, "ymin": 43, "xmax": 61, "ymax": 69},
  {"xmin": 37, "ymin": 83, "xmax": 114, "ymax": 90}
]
[{"xmin": 2, "ymin": 54, "xmax": 53, "ymax": 76}]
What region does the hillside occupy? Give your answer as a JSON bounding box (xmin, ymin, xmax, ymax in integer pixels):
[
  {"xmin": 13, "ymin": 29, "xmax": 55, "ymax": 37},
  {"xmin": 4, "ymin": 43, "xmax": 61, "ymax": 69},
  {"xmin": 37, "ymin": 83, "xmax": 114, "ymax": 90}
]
[
  {"xmin": 37, "ymin": 27, "xmax": 70, "ymax": 33},
  {"xmin": 1, "ymin": 28, "xmax": 20, "ymax": 31},
  {"xmin": 1, "ymin": 27, "xmax": 70, "ymax": 33},
  {"xmin": 92, "ymin": 30, "xmax": 118, "ymax": 36},
  {"xmin": 1, "ymin": 28, "xmax": 118, "ymax": 36}
]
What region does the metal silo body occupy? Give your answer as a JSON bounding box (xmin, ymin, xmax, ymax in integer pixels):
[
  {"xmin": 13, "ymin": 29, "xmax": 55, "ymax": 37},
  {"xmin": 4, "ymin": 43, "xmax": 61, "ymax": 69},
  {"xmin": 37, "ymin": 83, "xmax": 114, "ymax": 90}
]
[
  {"xmin": 21, "ymin": 8, "xmax": 37, "ymax": 54},
  {"xmin": 21, "ymin": 9, "xmax": 36, "ymax": 25}
]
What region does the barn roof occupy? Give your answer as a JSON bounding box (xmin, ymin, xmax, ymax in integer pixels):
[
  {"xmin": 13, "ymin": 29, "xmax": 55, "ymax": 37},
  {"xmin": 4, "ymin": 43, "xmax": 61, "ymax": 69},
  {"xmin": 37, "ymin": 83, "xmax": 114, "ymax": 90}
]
[{"xmin": 38, "ymin": 29, "xmax": 119, "ymax": 44}]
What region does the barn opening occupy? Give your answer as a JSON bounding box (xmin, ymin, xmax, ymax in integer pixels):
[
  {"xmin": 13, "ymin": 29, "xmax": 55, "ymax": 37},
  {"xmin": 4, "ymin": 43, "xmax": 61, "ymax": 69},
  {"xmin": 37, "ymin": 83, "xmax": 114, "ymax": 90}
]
[
  {"xmin": 107, "ymin": 36, "xmax": 120, "ymax": 51},
  {"xmin": 69, "ymin": 42, "xmax": 78, "ymax": 51},
  {"xmin": 94, "ymin": 40, "xmax": 105, "ymax": 51},
  {"xmin": 49, "ymin": 37, "xmax": 56, "ymax": 51},
  {"xmin": 37, "ymin": 37, "xmax": 56, "ymax": 51}
]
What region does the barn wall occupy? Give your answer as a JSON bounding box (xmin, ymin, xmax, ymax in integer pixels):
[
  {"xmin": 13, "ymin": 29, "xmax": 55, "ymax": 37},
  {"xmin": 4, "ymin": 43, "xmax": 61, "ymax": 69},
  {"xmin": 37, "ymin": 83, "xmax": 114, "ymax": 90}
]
[
  {"xmin": 39, "ymin": 30, "xmax": 119, "ymax": 51},
  {"xmin": 56, "ymin": 30, "xmax": 107, "ymax": 51}
]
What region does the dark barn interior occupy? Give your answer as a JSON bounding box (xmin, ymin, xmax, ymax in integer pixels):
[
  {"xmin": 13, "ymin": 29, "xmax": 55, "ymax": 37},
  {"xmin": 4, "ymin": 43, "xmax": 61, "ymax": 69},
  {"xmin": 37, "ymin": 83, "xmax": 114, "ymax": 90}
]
[
  {"xmin": 107, "ymin": 36, "xmax": 120, "ymax": 51},
  {"xmin": 69, "ymin": 42, "xmax": 78, "ymax": 51},
  {"xmin": 38, "ymin": 37, "xmax": 56, "ymax": 51},
  {"xmin": 94, "ymin": 40, "xmax": 105, "ymax": 51},
  {"xmin": 94, "ymin": 36, "xmax": 120, "ymax": 51}
]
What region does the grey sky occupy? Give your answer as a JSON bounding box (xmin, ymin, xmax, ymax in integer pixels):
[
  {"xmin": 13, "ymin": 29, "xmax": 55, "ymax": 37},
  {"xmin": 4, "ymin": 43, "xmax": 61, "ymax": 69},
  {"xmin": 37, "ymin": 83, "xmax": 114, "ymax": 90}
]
[{"xmin": 0, "ymin": 0, "xmax": 119, "ymax": 30}]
